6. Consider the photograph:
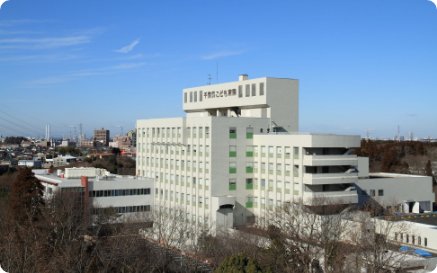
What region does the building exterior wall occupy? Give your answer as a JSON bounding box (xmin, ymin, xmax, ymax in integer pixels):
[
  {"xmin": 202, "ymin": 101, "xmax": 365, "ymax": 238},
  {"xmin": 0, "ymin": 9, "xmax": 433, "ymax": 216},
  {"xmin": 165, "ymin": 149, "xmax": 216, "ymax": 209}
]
[
  {"xmin": 356, "ymin": 174, "xmax": 434, "ymax": 211},
  {"xmin": 35, "ymin": 169, "xmax": 153, "ymax": 220},
  {"xmin": 136, "ymin": 75, "xmax": 435, "ymax": 231},
  {"xmin": 136, "ymin": 76, "xmax": 365, "ymax": 229}
]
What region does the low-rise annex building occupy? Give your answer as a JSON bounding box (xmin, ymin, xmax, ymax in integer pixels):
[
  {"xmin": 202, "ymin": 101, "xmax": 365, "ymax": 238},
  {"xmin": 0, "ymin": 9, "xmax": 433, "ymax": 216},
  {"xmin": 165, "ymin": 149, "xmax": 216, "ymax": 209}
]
[
  {"xmin": 34, "ymin": 167, "xmax": 154, "ymax": 221},
  {"xmin": 136, "ymin": 75, "xmax": 434, "ymax": 230}
]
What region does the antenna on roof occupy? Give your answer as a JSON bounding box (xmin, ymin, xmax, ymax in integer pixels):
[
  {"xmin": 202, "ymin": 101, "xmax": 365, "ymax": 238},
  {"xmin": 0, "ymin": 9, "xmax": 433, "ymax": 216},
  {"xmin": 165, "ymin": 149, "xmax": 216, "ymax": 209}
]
[{"xmin": 207, "ymin": 74, "xmax": 212, "ymax": 85}]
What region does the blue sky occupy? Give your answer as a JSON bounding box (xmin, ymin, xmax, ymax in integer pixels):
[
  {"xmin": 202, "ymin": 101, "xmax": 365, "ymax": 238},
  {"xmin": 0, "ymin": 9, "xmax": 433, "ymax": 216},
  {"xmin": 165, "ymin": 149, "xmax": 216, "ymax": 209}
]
[{"xmin": 0, "ymin": 0, "xmax": 436, "ymax": 139}]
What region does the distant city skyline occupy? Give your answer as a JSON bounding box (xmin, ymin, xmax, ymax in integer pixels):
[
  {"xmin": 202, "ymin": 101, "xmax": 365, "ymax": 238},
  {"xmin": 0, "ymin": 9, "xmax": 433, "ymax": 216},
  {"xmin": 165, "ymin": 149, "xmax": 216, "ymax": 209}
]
[{"xmin": 0, "ymin": 0, "xmax": 436, "ymax": 139}]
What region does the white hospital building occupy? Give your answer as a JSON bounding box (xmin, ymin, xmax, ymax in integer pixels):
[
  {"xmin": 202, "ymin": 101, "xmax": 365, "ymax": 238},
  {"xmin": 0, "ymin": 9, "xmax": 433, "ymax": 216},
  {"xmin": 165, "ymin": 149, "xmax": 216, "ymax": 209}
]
[{"xmin": 136, "ymin": 75, "xmax": 434, "ymax": 230}]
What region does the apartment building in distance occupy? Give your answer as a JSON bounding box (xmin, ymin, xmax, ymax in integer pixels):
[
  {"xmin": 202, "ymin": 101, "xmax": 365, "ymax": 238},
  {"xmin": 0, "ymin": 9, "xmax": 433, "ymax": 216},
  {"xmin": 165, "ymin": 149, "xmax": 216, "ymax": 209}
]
[
  {"xmin": 136, "ymin": 75, "xmax": 433, "ymax": 231},
  {"xmin": 94, "ymin": 128, "xmax": 110, "ymax": 146}
]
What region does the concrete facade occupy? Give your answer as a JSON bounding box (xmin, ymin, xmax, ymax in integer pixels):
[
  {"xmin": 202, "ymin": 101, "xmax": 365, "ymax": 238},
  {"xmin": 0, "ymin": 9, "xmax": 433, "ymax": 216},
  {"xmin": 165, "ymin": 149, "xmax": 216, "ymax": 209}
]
[
  {"xmin": 137, "ymin": 76, "xmax": 365, "ymax": 230},
  {"xmin": 136, "ymin": 75, "xmax": 434, "ymax": 231},
  {"xmin": 34, "ymin": 167, "xmax": 154, "ymax": 220}
]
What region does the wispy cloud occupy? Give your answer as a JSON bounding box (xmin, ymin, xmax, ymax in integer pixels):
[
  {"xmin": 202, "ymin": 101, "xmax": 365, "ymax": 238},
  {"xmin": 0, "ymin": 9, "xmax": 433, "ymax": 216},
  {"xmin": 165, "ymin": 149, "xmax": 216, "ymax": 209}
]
[
  {"xmin": 116, "ymin": 39, "xmax": 140, "ymax": 54},
  {"xmin": 0, "ymin": 35, "xmax": 91, "ymax": 50},
  {"xmin": 0, "ymin": 19, "xmax": 48, "ymax": 27},
  {"xmin": 0, "ymin": 53, "xmax": 79, "ymax": 63},
  {"xmin": 26, "ymin": 62, "xmax": 146, "ymax": 87},
  {"xmin": 201, "ymin": 50, "xmax": 245, "ymax": 60}
]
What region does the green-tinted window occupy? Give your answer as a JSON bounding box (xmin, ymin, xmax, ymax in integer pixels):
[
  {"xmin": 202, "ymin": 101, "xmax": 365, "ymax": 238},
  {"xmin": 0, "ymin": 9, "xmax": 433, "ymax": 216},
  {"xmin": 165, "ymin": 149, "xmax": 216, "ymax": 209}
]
[
  {"xmin": 229, "ymin": 162, "xmax": 237, "ymax": 174},
  {"xmin": 229, "ymin": 127, "xmax": 237, "ymax": 139},
  {"xmin": 246, "ymin": 151, "xmax": 253, "ymax": 157},
  {"xmin": 246, "ymin": 179, "xmax": 253, "ymax": 190},
  {"xmin": 229, "ymin": 145, "xmax": 237, "ymax": 157},
  {"xmin": 229, "ymin": 179, "xmax": 237, "ymax": 191}
]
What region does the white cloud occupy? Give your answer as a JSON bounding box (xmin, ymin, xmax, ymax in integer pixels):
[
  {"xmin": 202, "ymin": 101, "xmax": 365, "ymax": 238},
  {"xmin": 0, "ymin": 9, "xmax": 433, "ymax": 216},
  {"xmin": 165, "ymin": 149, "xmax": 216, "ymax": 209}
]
[
  {"xmin": 115, "ymin": 39, "xmax": 140, "ymax": 54},
  {"xmin": 0, "ymin": 35, "xmax": 91, "ymax": 49},
  {"xmin": 0, "ymin": 53, "xmax": 79, "ymax": 62},
  {"xmin": 201, "ymin": 50, "xmax": 245, "ymax": 60},
  {"xmin": 26, "ymin": 62, "xmax": 146, "ymax": 87}
]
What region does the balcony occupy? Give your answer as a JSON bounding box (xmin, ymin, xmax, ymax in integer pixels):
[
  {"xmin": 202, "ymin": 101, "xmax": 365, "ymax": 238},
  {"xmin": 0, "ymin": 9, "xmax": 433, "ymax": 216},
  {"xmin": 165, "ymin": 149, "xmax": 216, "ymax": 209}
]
[
  {"xmin": 303, "ymin": 155, "xmax": 357, "ymax": 166},
  {"xmin": 302, "ymin": 190, "xmax": 358, "ymax": 205},
  {"xmin": 303, "ymin": 172, "xmax": 357, "ymax": 185}
]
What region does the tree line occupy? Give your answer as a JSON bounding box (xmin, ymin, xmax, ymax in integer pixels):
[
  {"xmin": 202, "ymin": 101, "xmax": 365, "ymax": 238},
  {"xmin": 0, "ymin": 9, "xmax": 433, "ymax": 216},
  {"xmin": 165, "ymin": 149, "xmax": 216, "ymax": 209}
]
[{"xmin": 0, "ymin": 168, "xmax": 411, "ymax": 273}]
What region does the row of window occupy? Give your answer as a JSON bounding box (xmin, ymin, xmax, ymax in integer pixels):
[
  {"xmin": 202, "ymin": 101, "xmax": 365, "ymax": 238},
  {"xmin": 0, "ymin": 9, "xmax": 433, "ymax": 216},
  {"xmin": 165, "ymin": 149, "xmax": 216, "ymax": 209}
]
[
  {"xmin": 156, "ymin": 188, "xmax": 209, "ymax": 206},
  {"xmin": 395, "ymin": 233, "xmax": 428, "ymax": 247},
  {"xmin": 156, "ymin": 174, "xmax": 210, "ymax": 185},
  {"xmin": 92, "ymin": 205, "xmax": 151, "ymax": 214},
  {"xmin": 184, "ymin": 82, "xmax": 265, "ymax": 103},
  {"xmin": 229, "ymin": 161, "xmax": 298, "ymax": 176},
  {"xmin": 363, "ymin": 189, "xmax": 384, "ymax": 197},
  {"xmin": 228, "ymin": 145, "xmax": 300, "ymax": 158},
  {"xmin": 138, "ymin": 144, "xmax": 211, "ymax": 159},
  {"xmin": 89, "ymin": 188, "xmax": 151, "ymax": 198},
  {"xmin": 142, "ymin": 158, "xmax": 210, "ymax": 170},
  {"xmin": 229, "ymin": 127, "xmax": 253, "ymax": 139},
  {"xmin": 229, "ymin": 178, "xmax": 295, "ymax": 192},
  {"xmin": 139, "ymin": 126, "xmax": 210, "ymax": 139}
]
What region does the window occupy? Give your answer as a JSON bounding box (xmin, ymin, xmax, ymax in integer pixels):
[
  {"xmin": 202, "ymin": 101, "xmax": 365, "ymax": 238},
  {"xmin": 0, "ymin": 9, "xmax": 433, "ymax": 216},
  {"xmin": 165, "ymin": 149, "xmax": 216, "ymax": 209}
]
[
  {"xmin": 184, "ymin": 92, "xmax": 187, "ymax": 103},
  {"xmin": 251, "ymin": 83, "xmax": 256, "ymax": 96},
  {"xmin": 205, "ymin": 127, "xmax": 210, "ymax": 138},
  {"xmin": 238, "ymin": 85, "xmax": 243, "ymax": 97},
  {"xmin": 246, "ymin": 178, "xmax": 253, "ymax": 189},
  {"xmin": 229, "ymin": 162, "xmax": 237, "ymax": 174},
  {"xmin": 229, "ymin": 145, "xmax": 237, "ymax": 157},
  {"xmin": 425, "ymin": 237, "xmax": 428, "ymax": 247},
  {"xmin": 378, "ymin": 189, "xmax": 384, "ymax": 196},
  {"xmin": 277, "ymin": 146, "xmax": 283, "ymax": 156},
  {"xmin": 245, "ymin": 84, "xmax": 250, "ymax": 97},
  {"xmin": 285, "ymin": 147, "xmax": 291, "ymax": 158},
  {"xmin": 246, "ymin": 162, "xmax": 253, "ymax": 173},
  {"xmin": 261, "ymin": 179, "xmax": 266, "ymax": 188},
  {"xmin": 259, "ymin": 82, "xmax": 265, "ymax": 95},
  {"xmin": 246, "ymin": 145, "xmax": 254, "ymax": 157},
  {"xmin": 190, "ymin": 92, "xmax": 193, "ymax": 102},
  {"xmin": 246, "ymin": 196, "xmax": 253, "ymax": 208},
  {"xmin": 418, "ymin": 236, "xmax": 422, "ymax": 245},
  {"xmin": 199, "ymin": 91, "xmax": 203, "ymax": 101},
  {"xmin": 293, "ymin": 147, "xmax": 299, "ymax": 159},
  {"xmin": 293, "ymin": 165, "xmax": 298, "ymax": 177},
  {"xmin": 229, "ymin": 127, "xmax": 237, "ymax": 139},
  {"xmin": 370, "ymin": 189, "xmax": 376, "ymax": 197},
  {"xmin": 194, "ymin": 91, "xmax": 197, "ymax": 102},
  {"xmin": 246, "ymin": 127, "xmax": 253, "ymax": 139},
  {"xmin": 277, "ymin": 163, "xmax": 282, "ymax": 175},
  {"xmin": 268, "ymin": 163, "xmax": 274, "ymax": 174},
  {"xmin": 229, "ymin": 179, "xmax": 237, "ymax": 191}
]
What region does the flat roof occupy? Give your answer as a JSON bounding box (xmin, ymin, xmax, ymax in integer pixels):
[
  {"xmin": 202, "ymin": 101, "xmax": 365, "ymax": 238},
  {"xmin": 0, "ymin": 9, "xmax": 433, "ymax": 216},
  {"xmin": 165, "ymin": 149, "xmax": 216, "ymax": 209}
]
[
  {"xmin": 369, "ymin": 172, "xmax": 428, "ymax": 179},
  {"xmin": 34, "ymin": 170, "xmax": 151, "ymax": 188}
]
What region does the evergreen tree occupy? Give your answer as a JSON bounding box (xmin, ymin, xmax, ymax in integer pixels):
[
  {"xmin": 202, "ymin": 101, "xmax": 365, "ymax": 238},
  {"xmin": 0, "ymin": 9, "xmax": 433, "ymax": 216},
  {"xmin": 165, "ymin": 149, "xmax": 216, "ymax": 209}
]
[{"xmin": 8, "ymin": 167, "xmax": 45, "ymax": 223}]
